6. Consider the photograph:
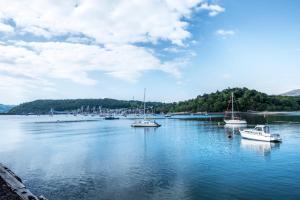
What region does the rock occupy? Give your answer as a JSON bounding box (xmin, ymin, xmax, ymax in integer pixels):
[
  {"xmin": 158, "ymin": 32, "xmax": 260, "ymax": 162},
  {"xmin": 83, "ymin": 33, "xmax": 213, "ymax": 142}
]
[
  {"xmin": 0, "ymin": 163, "xmax": 46, "ymax": 200},
  {"xmin": 38, "ymin": 195, "xmax": 47, "ymax": 200}
]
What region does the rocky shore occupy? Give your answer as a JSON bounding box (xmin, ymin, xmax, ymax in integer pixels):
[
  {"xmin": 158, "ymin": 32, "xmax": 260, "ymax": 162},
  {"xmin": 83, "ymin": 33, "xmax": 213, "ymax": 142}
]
[{"xmin": 0, "ymin": 163, "xmax": 46, "ymax": 200}]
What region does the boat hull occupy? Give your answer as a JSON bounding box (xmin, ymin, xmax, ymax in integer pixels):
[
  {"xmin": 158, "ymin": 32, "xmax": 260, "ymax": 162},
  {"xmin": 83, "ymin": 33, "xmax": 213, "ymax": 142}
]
[
  {"xmin": 131, "ymin": 121, "xmax": 161, "ymax": 127},
  {"xmin": 131, "ymin": 124, "xmax": 161, "ymax": 127},
  {"xmin": 224, "ymin": 119, "xmax": 247, "ymax": 125},
  {"xmin": 104, "ymin": 117, "xmax": 119, "ymax": 120},
  {"xmin": 224, "ymin": 123, "xmax": 247, "ymax": 128}
]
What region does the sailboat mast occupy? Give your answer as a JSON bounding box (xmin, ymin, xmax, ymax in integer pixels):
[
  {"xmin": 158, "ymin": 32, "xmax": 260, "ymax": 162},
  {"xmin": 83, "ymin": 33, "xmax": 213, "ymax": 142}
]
[
  {"xmin": 143, "ymin": 88, "xmax": 146, "ymax": 119},
  {"xmin": 231, "ymin": 92, "xmax": 234, "ymax": 120}
]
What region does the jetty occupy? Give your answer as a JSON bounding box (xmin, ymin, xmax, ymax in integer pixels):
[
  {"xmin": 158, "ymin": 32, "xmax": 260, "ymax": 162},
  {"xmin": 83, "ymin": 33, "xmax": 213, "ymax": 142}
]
[{"xmin": 0, "ymin": 163, "xmax": 46, "ymax": 200}]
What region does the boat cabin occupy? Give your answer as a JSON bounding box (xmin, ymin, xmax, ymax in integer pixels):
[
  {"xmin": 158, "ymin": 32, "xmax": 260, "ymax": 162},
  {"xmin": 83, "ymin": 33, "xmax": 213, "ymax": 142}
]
[{"xmin": 254, "ymin": 125, "xmax": 270, "ymax": 133}]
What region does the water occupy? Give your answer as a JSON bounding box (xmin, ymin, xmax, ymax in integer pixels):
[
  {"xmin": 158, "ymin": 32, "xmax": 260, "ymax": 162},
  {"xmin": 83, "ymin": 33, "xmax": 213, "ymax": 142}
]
[{"xmin": 0, "ymin": 114, "xmax": 300, "ymax": 200}]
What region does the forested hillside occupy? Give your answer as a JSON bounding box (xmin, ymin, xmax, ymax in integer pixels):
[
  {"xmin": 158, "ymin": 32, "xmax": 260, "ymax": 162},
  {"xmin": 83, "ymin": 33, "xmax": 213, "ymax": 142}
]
[
  {"xmin": 9, "ymin": 99, "xmax": 171, "ymax": 114},
  {"xmin": 169, "ymin": 88, "xmax": 300, "ymax": 113}
]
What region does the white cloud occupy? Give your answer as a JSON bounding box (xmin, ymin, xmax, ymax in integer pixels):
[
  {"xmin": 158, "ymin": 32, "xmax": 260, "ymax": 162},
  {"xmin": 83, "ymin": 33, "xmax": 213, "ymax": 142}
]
[
  {"xmin": 198, "ymin": 3, "xmax": 225, "ymax": 17},
  {"xmin": 0, "ymin": 22, "xmax": 14, "ymax": 33},
  {"xmin": 0, "ymin": 74, "xmax": 53, "ymax": 103},
  {"xmin": 164, "ymin": 47, "xmax": 181, "ymax": 53},
  {"xmin": 65, "ymin": 36, "xmax": 94, "ymax": 44},
  {"xmin": 0, "ymin": 0, "xmax": 203, "ymax": 45},
  {"xmin": 0, "ymin": 1, "xmax": 210, "ymax": 80},
  {"xmin": 0, "ymin": 41, "xmax": 182, "ymax": 84},
  {"xmin": 20, "ymin": 26, "xmax": 53, "ymax": 38},
  {"xmin": 0, "ymin": 0, "xmax": 225, "ymax": 103},
  {"xmin": 215, "ymin": 29, "xmax": 235, "ymax": 38}
]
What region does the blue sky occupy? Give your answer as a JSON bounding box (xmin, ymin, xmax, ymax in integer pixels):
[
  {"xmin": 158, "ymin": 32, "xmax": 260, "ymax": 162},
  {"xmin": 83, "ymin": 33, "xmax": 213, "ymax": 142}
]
[{"xmin": 0, "ymin": 0, "xmax": 299, "ymax": 104}]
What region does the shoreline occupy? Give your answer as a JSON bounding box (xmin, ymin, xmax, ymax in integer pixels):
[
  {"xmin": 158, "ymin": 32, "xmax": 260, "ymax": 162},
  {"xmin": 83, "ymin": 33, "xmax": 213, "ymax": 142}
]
[
  {"xmin": 1, "ymin": 111, "xmax": 300, "ymax": 116},
  {"xmin": 0, "ymin": 163, "xmax": 46, "ymax": 200}
]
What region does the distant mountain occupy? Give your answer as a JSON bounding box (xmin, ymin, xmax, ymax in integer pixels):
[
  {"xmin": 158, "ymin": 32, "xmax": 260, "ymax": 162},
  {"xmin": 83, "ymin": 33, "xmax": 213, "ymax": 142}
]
[
  {"xmin": 0, "ymin": 104, "xmax": 15, "ymax": 113},
  {"xmin": 281, "ymin": 89, "xmax": 300, "ymax": 96}
]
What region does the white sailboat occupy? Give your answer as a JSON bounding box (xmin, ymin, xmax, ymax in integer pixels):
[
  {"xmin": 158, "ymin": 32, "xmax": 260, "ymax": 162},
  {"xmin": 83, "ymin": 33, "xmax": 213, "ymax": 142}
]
[
  {"xmin": 224, "ymin": 92, "xmax": 247, "ymax": 125},
  {"xmin": 240, "ymin": 125, "xmax": 282, "ymax": 142},
  {"xmin": 131, "ymin": 89, "xmax": 161, "ymax": 127}
]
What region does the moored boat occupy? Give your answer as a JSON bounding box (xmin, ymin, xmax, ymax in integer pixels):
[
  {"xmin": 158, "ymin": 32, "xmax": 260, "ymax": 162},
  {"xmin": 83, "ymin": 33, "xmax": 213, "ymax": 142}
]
[
  {"xmin": 239, "ymin": 125, "xmax": 282, "ymax": 142},
  {"xmin": 224, "ymin": 92, "xmax": 247, "ymax": 125},
  {"xmin": 131, "ymin": 88, "xmax": 161, "ymax": 127},
  {"xmin": 131, "ymin": 120, "xmax": 161, "ymax": 127},
  {"xmin": 104, "ymin": 115, "xmax": 119, "ymax": 120}
]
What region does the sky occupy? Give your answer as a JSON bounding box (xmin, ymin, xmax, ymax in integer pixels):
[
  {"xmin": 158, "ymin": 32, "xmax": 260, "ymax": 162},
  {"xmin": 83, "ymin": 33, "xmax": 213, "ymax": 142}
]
[{"xmin": 0, "ymin": 0, "xmax": 300, "ymax": 104}]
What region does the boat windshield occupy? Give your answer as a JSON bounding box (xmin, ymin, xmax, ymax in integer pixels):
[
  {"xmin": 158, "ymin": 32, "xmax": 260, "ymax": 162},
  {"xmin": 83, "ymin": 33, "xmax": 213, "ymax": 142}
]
[
  {"xmin": 254, "ymin": 127, "xmax": 263, "ymax": 131},
  {"xmin": 263, "ymin": 126, "xmax": 270, "ymax": 133}
]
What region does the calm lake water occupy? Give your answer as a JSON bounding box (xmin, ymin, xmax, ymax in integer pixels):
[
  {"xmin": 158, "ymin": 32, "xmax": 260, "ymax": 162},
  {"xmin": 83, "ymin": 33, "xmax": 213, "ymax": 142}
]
[{"xmin": 1, "ymin": 114, "xmax": 300, "ymax": 200}]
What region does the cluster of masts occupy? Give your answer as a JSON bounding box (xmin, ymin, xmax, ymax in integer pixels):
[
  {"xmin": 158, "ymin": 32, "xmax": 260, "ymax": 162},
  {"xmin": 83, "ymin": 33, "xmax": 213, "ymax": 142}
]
[
  {"xmin": 49, "ymin": 89, "xmax": 162, "ymax": 127},
  {"xmin": 49, "ymin": 106, "xmax": 158, "ymax": 117}
]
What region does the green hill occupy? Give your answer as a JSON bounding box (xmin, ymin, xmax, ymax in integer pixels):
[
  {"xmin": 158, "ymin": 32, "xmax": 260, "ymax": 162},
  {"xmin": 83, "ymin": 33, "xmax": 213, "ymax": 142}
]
[
  {"xmin": 8, "ymin": 98, "xmax": 170, "ymax": 114},
  {"xmin": 169, "ymin": 87, "xmax": 300, "ymax": 113}
]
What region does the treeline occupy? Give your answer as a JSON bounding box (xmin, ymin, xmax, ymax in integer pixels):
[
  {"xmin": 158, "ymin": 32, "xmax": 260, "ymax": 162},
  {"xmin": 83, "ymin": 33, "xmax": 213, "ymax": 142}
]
[
  {"xmin": 8, "ymin": 88, "xmax": 300, "ymax": 114},
  {"xmin": 8, "ymin": 98, "xmax": 172, "ymax": 114},
  {"xmin": 169, "ymin": 88, "xmax": 300, "ymax": 112}
]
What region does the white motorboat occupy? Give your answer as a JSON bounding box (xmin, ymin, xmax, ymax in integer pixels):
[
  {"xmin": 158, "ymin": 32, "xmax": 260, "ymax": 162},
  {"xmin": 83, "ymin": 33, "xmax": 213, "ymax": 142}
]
[
  {"xmin": 131, "ymin": 88, "xmax": 161, "ymax": 127},
  {"xmin": 239, "ymin": 125, "xmax": 282, "ymax": 142},
  {"xmin": 224, "ymin": 92, "xmax": 247, "ymax": 125}
]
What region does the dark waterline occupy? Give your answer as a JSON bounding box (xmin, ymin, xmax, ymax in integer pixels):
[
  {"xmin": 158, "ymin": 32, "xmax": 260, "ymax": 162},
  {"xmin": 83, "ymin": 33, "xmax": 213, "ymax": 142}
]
[{"xmin": 0, "ymin": 114, "xmax": 300, "ymax": 200}]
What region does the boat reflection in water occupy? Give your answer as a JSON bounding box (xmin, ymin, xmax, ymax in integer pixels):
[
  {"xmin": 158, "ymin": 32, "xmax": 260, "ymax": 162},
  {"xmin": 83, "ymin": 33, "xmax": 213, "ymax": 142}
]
[
  {"xmin": 241, "ymin": 139, "xmax": 280, "ymax": 156},
  {"xmin": 142, "ymin": 127, "xmax": 159, "ymax": 155},
  {"xmin": 224, "ymin": 123, "xmax": 247, "ymax": 138}
]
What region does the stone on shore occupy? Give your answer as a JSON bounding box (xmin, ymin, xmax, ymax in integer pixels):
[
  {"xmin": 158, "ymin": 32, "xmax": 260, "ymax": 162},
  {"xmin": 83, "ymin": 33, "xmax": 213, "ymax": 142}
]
[{"xmin": 0, "ymin": 163, "xmax": 46, "ymax": 200}]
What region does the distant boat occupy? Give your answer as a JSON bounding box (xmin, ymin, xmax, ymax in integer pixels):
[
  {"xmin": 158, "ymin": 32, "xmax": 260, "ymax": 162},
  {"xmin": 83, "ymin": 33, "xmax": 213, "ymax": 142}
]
[
  {"xmin": 240, "ymin": 125, "xmax": 282, "ymax": 142},
  {"xmin": 224, "ymin": 92, "xmax": 247, "ymax": 125},
  {"xmin": 131, "ymin": 120, "xmax": 161, "ymax": 127},
  {"xmin": 131, "ymin": 88, "xmax": 161, "ymax": 127},
  {"xmin": 49, "ymin": 108, "xmax": 54, "ymax": 117},
  {"xmin": 104, "ymin": 115, "xmax": 119, "ymax": 120}
]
